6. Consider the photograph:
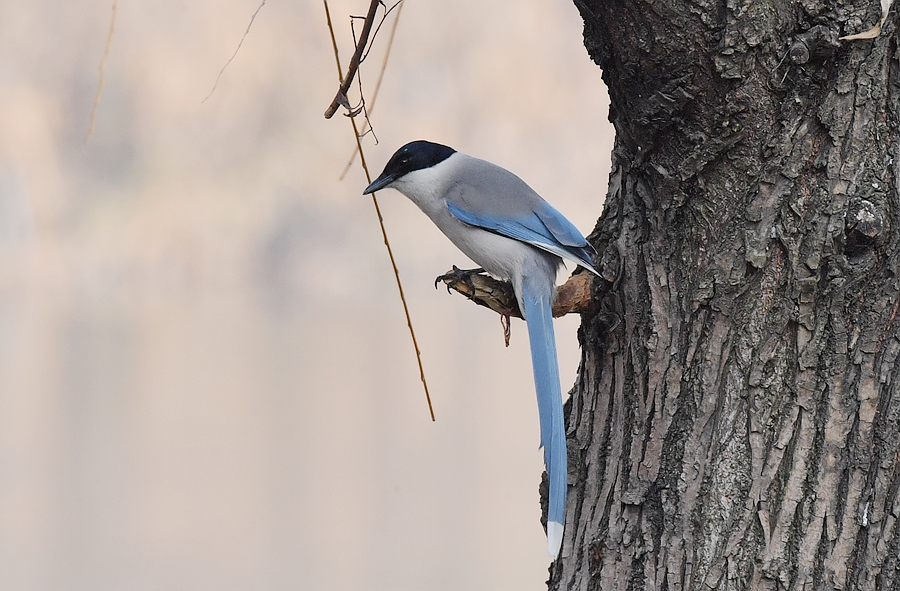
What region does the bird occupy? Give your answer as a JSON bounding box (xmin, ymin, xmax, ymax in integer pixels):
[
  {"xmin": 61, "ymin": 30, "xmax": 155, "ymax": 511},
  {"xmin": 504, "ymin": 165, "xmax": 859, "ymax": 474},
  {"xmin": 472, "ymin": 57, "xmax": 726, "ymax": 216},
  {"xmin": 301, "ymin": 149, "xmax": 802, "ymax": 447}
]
[{"xmin": 363, "ymin": 140, "xmax": 599, "ymax": 558}]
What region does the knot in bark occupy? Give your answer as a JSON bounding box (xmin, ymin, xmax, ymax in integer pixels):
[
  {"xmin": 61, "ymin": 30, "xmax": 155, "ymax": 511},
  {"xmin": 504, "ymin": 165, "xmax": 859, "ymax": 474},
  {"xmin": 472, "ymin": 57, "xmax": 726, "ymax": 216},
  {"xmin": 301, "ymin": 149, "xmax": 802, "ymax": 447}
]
[
  {"xmin": 790, "ymin": 25, "xmax": 840, "ymax": 64},
  {"xmin": 845, "ymin": 198, "xmax": 885, "ymax": 252},
  {"xmin": 789, "ymin": 40, "xmax": 810, "ymax": 64}
]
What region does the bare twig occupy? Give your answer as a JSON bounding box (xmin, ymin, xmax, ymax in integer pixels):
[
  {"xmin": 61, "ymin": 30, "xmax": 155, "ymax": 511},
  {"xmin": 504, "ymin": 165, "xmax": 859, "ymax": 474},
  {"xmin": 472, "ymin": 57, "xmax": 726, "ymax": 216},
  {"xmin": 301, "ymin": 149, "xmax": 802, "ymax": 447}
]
[
  {"xmin": 324, "ymin": 0, "xmax": 435, "ymax": 421},
  {"xmin": 203, "ymin": 0, "xmax": 267, "ymax": 103},
  {"xmin": 339, "ymin": 0, "xmax": 405, "ymax": 180},
  {"xmin": 359, "ymin": 0, "xmax": 404, "ymax": 63},
  {"xmin": 346, "ymin": 15, "xmax": 376, "ymax": 141},
  {"xmin": 324, "ymin": 0, "xmax": 380, "ymax": 119},
  {"xmin": 85, "ymin": 0, "xmax": 118, "ymax": 143}
]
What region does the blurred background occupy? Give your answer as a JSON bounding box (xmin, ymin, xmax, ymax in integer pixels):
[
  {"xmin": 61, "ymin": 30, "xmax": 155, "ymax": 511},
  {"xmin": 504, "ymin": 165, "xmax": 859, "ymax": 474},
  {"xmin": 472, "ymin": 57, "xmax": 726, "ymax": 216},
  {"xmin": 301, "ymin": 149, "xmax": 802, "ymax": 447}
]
[{"xmin": 0, "ymin": 1, "xmax": 612, "ymax": 589}]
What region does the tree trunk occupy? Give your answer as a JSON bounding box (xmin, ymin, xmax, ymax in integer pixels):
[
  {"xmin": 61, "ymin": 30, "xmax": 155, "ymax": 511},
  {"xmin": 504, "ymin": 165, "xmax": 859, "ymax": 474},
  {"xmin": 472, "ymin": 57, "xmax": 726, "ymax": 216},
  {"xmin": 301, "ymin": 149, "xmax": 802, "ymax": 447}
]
[{"xmin": 555, "ymin": 1, "xmax": 900, "ymax": 589}]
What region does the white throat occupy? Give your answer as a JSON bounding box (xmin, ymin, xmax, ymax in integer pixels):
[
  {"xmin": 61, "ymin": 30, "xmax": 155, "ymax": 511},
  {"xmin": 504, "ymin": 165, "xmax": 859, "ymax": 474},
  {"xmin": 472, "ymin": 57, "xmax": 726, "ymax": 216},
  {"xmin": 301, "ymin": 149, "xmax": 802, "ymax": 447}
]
[{"xmin": 388, "ymin": 152, "xmax": 463, "ymax": 214}]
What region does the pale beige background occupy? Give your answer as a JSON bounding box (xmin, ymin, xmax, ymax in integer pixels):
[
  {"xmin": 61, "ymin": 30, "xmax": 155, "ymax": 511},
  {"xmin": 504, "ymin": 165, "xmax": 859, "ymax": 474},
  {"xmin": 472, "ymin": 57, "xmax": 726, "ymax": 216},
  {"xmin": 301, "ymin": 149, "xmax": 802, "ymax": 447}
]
[{"xmin": 0, "ymin": 1, "xmax": 613, "ymax": 589}]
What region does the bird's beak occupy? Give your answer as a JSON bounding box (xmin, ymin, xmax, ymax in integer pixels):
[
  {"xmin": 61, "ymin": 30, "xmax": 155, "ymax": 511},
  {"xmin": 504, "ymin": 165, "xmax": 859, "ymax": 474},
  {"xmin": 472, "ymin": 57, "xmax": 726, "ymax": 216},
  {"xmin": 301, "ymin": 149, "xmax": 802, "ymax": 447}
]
[{"xmin": 363, "ymin": 173, "xmax": 395, "ymax": 195}]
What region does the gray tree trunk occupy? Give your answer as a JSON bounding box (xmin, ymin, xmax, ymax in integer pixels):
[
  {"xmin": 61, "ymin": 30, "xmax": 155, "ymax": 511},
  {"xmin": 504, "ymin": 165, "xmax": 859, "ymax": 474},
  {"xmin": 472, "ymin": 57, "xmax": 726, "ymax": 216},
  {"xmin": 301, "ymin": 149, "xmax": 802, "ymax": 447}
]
[{"xmin": 554, "ymin": 1, "xmax": 900, "ymax": 589}]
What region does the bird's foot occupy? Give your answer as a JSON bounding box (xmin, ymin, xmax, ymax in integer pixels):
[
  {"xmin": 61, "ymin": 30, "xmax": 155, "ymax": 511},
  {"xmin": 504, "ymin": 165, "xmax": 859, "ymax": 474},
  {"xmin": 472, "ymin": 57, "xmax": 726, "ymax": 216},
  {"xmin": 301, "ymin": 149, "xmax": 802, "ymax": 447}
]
[
  {"xmin": 436, "ymin": 266, "xmax": 522, "ymax": 321},
  {"xmin": 434, "ymin": 265, "xmax": 486, "ymax": 294}
]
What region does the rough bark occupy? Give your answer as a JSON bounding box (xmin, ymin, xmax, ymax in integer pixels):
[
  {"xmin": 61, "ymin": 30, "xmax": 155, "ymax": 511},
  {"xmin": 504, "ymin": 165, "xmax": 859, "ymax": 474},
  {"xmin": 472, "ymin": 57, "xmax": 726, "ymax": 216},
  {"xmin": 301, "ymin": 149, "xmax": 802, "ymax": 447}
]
[{"xmin": 555, "ymin": 1, "xmax": 900, "ymax": 589}]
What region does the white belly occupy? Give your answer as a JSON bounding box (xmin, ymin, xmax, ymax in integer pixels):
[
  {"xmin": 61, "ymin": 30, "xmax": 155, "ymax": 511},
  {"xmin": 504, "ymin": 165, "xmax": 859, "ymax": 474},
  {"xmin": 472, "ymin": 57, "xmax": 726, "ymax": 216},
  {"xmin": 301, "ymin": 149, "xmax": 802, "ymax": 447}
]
[
  {"xmin": 422, "ymin": 203, "xmax": 561, "ymax": 314},
  {"xmin": 433, "ymin": 211, "xmax": 539, "ymax": 282}
]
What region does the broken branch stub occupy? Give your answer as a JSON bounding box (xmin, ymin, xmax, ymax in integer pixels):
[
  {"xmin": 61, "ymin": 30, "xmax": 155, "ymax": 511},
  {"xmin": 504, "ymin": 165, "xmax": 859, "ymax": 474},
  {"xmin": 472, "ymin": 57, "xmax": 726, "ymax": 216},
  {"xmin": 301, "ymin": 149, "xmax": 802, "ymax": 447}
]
[{"xmin": 437, "ymin": 270, "xmax": 594, "ymax": 319}]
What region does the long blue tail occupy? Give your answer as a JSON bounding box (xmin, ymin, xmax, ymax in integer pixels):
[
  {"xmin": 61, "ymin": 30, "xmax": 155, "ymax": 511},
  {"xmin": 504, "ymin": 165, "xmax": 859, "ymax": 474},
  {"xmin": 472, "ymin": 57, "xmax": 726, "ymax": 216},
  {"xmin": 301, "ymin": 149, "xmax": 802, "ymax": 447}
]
[{"xmin": 521, "ymin": 277, "xmax": 566, "ymax": 558}]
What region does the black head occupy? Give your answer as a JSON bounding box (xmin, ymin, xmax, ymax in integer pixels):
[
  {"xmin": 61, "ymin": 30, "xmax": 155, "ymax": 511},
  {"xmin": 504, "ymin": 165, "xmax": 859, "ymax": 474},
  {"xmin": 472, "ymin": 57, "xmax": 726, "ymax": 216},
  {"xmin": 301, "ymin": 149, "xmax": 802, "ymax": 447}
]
[{"xmin": 363, "ymin": 140, "xmax": 456, "ymax": 194}]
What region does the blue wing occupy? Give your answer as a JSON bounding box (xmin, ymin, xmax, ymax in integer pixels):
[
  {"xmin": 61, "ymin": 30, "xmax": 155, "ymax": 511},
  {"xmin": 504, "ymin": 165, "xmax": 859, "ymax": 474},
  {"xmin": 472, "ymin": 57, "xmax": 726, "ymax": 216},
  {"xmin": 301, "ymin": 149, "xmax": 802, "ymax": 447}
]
[{"xmin": 442, "ymin": 159, "xmax": 598, "ymax": 274}]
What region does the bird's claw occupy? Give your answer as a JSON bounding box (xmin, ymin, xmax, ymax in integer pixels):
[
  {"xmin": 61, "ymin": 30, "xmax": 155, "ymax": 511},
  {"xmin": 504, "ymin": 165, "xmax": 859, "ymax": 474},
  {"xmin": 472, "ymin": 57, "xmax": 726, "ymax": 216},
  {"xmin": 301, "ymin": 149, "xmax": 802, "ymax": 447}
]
[
  {"xmin": 434, "ymin": 265, "xmax": 486, "ymax": 294},
  {"xmin": 436, "ymin": 267, "xmax": 522, "ymax": 320}
]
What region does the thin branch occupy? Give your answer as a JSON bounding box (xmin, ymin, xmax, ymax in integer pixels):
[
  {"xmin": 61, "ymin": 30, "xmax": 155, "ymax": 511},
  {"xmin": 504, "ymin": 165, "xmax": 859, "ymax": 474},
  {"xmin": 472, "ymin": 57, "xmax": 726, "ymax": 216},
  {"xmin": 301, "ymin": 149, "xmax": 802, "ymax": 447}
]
[
  {"xmin": 346, "ymin": 15, "xmax": 376, "ymax": 140},
  {"xmin": 203, "ymin": 0, "xmax": 267, "ymax": 103},
  {"xmin": 85, "ymin": 0, "xmax": 118, "ymax": 143},
  {"xmin": 339, "ymin": 0, "xmax": 405, "ymax": 180},
  {"xmin": 359, "ymin": 0, "xmax": 404, "ymax": 64},
  {"xmin": 324, "ymin": 0, "xmax": 380, "ymax": 119},
  {"xmin": 324, "ymin": 0, "xmax": 435, "ymax": 421}
]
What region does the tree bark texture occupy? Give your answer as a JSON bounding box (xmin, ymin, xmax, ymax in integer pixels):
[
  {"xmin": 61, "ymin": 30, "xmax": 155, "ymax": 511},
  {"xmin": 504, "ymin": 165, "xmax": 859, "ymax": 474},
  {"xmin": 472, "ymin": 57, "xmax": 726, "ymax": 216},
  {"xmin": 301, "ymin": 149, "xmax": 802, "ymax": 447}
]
[{"xmin": 557, "ymin": 1, "xmax": 900, "ymax": 589}]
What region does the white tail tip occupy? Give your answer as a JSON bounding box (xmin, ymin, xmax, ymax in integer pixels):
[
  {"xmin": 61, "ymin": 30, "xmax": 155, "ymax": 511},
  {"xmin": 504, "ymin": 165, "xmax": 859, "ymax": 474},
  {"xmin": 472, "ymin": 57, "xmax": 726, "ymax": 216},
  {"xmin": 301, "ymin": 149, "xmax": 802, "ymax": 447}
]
[{"xmin": 547, "ymin": 521, "xmax": 563, "ymax": 558}]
